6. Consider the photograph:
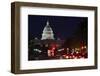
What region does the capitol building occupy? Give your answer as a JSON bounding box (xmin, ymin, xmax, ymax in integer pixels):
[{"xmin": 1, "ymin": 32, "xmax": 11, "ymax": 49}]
[
  {"xmin": 41, "ymin": 21, "xmax": 55, "ymax": 40},
  {"xmin": 32, "ymin": 21, "xmax": 64, "ymax": 48}
]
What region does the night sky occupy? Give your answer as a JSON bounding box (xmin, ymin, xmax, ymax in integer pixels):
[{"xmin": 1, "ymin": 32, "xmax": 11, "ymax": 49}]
[{"xmin": 28, "ymin": 15, "xmax": 87, "ymax": 41}]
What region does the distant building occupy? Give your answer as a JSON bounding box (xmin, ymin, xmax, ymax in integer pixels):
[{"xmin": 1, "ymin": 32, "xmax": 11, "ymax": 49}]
[
  {"xmin": 32, "ymin": 21, "xmax": 64, "ymax": 47},
  {"xmin": 41, "ymin": 21, "xmax": 54, "ymax": 40}
]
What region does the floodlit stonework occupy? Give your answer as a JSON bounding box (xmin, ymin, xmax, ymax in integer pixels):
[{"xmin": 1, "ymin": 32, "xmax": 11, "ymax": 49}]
[{"xmin": 41, "ymin": 21, "xmax": 54, "ymax": 40}]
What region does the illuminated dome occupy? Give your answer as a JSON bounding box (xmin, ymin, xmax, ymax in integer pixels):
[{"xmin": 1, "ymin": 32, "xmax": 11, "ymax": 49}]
[{"xmin": 41, "ymin": 21, "xmax": 54, "ymax": 40}]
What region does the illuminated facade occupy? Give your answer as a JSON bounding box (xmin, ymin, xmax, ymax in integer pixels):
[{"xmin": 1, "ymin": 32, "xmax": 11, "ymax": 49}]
[{"xmin": 41, "ymin": 21, "xmax": 54, "ymax": 40}]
